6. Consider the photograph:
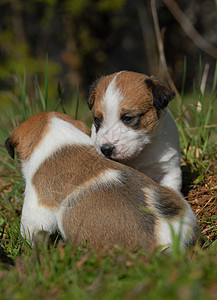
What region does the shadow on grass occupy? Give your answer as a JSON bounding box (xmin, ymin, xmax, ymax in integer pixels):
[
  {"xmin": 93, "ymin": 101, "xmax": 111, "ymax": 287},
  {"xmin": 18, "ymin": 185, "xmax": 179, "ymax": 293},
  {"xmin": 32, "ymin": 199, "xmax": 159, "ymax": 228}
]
[
  {"xmin": 0, "ymin": 245, "xmax": 14, "ymax": 269},
  {"xmin": 181, "ymin": 164, "xmax": 199, "ymax": 197}
]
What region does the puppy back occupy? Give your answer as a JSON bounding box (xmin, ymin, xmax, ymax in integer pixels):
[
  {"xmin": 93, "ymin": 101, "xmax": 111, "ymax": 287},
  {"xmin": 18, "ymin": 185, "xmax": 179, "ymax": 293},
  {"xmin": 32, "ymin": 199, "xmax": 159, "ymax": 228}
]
[{"xmin": 5, "ymin": 111, "xmax": 90, "ymax": 161}]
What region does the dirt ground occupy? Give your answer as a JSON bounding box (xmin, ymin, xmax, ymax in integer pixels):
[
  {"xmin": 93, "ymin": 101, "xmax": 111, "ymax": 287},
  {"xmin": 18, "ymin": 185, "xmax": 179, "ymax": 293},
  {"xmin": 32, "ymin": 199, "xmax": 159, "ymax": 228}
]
[{"xmin": 183, "ymin": 159, "xmax": 217, "ymax": 244}]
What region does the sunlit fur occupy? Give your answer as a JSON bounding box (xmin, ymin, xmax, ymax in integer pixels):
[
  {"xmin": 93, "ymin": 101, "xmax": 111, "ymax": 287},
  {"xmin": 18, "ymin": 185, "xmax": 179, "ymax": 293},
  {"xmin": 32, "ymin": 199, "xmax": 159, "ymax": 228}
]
[
  {"xmin": 5, "ymin": 112, "xmax": 199, "ymax": 251},
  {"xmin": 89, "ymin": 71, "xmax": 182, "ymax": 192}
]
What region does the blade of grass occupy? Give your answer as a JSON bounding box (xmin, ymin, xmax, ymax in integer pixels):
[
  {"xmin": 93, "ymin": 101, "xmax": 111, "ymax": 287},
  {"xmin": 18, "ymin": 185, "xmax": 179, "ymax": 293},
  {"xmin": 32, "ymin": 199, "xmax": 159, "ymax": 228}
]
[
  {"xmin": 0, "ymin": 175, "xmax": 21, "ymax": 183},
  {"xmin": 212, "ymin": 61, "xmax": 217, "ymax": 94},
  {"xmin": 193, "ymin": 59, "xmax": 204, "ymax": 153},
  {"xmin": 7, "ymin": 109, "xmax": 18, "ymax": 128},
  {"xmin": 35, "ymin": 76, "xmax": 46, "ymax": 111},
  {"xmin": 180, "ymin": 56, "xmax": 187, "ymax": 102},
  {"xmin": 0, "ymin": 160, "xmax": 20, "ymax": 174},
  {"xmin": 75, "ymin": 83, "xmax": 80, "ymax": 120},
  {"xmin": 15, "ymin": 68, "xmax": 27, "ymax": 121},
  {"xmin": 176, "ymin": 122, "xmax": 189, "ymax": 154},
  {"xmin": 44, "ymin": 54, "xmax": 49, "ymax": 111},
  {"xmin": 0, "ymin": 127, "xmax": 9, "ymax": 141},
  {"xmin": 2, "ymin": 180, "xmax": 24, "ymax": 203},
  {"xmin": 176, "ymin": 58, "xmax": 188, "ymax": 152},
  {"xmin": 201, "ymin": 97, "xmax": 216, "ymax": 155},
  {"xmin": 56, "ymin": 82, "xmax": 67, "ymax": 113},
  {"xmin": 204, "ymin": 98, "xmax": 215, "ymax": 127},
  {"xmin": 198, "ymin": 55, "xmax": 202, "ymax": 90},
  {"xmin": 0, "ymin": 210, "xmax": 31, "ymax": 250},
  {"xmin": 0, "ymin": 149, "xmax": 13, "ymax": 160}
]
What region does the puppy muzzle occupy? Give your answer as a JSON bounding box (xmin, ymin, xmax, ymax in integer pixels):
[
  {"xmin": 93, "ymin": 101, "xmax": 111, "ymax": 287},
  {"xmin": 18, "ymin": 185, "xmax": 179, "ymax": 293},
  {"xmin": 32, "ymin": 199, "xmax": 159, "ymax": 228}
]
[{"xmin": 100, "ymin": 144, "xmax": 115, "ymax": 158}]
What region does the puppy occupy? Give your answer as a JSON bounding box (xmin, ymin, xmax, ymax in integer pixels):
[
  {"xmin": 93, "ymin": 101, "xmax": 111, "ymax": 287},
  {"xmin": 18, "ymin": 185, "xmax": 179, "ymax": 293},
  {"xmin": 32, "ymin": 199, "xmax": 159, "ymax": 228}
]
[
  {"xmin": 5, "ymin": 111, "xmax": 199, "ymax": 251},
  {"xmin": 87, "ymin": 71, "xmax": 182, "ymax": 193}
]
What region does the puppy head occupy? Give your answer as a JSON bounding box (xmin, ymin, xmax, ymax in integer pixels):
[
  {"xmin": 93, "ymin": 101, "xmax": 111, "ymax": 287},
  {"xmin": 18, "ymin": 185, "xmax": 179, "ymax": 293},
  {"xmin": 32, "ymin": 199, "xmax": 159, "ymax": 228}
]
[
  {"xmin": 5, "ymin": 111, "xmax": 91, "ymax": 162},
  {"xmin": 87, "ymin": 71, "xmax": 175, "ymax": 161}
]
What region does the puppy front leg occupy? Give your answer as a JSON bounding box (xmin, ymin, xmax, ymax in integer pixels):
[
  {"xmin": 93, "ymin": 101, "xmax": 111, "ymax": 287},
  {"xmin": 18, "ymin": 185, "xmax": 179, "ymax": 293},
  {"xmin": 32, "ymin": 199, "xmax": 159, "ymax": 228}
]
[
  {"xmin": 20, "ymin": 197, "xmax": 58, "ymax": 244},
  {"xmin": 20, "ymin": 219, "xmax": 50, "ymax": 244},
  {"xmin": 159, "ymin": 156, "xmax": 182, "ymax": 193}
]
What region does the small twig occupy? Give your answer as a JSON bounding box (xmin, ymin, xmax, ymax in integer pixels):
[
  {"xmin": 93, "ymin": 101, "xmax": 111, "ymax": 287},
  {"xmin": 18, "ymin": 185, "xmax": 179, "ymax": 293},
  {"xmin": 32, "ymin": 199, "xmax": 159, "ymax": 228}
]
[
  {"xmin": 150, "ymin": 0, "xmax": 182, "ymax": 104},
  {"xmin": 202, "ymin": 223, "xmax": 217, "ymax": 234},
  {"xmin": 184, "ymin": 124, "xmax": 217, "ymax": 131},
  {"xmin": 163, "ymin": 0, "xmax": 217, "ymax": 59},
  {"xmin": 137, "ymin": 4, "xmax": 158, "ymax": 75},
  {"xmin": 185, "ymin": 187, "xmax": 217, "ymax": 199},
  {"xmin": 175, "ymin": 104, "xmax": 195, "ymax": 122},
  {"xmin": 209, "ymin": 205, "xmax": 217, "ymax": 214},
  {"xmin": 200, "ymin": 63, "xmax": 210, "ymax": 96},
  {"xmin": 196, "ymin": 197, "xmax": 215, "ymax": 216},
  {"xmin": 195, "ymin": 160, "xmax": 213, "ymax": 174}
]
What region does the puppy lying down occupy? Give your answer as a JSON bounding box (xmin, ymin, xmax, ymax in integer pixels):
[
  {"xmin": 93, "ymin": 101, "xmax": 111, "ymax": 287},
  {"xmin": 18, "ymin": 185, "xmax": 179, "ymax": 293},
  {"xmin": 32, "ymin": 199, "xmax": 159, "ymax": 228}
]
[{"xmin": 5, "ymin": 112, "xmax": 199, "ymax": 251}]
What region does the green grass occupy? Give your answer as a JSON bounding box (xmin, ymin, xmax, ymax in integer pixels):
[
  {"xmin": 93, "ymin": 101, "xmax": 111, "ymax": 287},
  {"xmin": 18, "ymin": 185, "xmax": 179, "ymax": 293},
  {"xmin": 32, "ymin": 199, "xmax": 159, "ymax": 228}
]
[
  {"xmin": 0, "ymin": 240, "xmax": 216, "ymax": 299},
  {"xmin": 0, "ymin": 64, "xmax": 217, "ymax": 299},
  {"xmin": 171, "ymin": 60, "xmax": 217, "ymax": 166}
]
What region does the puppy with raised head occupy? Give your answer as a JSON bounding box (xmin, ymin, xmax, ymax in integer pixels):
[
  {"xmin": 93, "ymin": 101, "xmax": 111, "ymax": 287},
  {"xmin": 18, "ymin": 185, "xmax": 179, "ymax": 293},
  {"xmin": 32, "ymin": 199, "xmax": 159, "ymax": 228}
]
[
  {"xmin": 87, "ymin": 71, "xmax": 182, "ymax": 193},
  {"xmin": 5, "ymin": 111, "xmax": 198, "ymax": 251}
]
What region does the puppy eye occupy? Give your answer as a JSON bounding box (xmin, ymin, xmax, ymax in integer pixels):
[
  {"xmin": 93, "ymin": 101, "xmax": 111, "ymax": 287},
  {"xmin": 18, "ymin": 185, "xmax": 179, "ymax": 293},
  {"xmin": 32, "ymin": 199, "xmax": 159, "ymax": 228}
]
[
  {"xmin": 94, "ymin": 117, "xmax": 101, "ymax": 130},
  {"xmin": 121, "ymin": 115, "xmax": 135, "ymax": 125}
]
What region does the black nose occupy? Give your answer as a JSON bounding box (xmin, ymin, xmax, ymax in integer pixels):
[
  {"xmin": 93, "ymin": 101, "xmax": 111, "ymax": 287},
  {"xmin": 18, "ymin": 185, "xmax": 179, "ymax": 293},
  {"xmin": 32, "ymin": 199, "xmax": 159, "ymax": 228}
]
[{"xmin": 101, "ymin": 144, "xmax": 114, "ymax": 158}]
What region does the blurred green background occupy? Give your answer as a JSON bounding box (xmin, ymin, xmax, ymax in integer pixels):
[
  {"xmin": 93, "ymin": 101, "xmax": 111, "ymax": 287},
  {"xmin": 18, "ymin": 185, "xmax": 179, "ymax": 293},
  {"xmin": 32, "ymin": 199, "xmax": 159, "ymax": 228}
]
[{"xmin": 0, "ymin": 0, "xmax": 216, "ymax": 120}]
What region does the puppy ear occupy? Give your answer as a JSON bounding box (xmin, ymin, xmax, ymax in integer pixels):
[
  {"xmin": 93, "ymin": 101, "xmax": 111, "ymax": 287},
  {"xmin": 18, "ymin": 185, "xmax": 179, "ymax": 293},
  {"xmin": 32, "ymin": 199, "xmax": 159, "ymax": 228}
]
[
  {"xmin": 145, "ymin": 76, "xmax": 175, "ymax": 110},
  {"xmin": 5, "ymin": 137, "xmax": 15, "ymax": 159},
  {"xmin": 87, "ymin": 79, "xmax": 99, "ymax": 110}
]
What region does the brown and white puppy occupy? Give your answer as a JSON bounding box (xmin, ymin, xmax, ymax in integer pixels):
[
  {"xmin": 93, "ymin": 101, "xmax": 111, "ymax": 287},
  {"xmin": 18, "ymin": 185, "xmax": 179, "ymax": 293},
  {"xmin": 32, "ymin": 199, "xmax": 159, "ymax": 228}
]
[
  {"xmin": 5, "ymin": 111, "xmax": 199, "ymax": 251},
  {"xmin": 87, "ymin": 71, "xmax": 182, "ymax": 193}
]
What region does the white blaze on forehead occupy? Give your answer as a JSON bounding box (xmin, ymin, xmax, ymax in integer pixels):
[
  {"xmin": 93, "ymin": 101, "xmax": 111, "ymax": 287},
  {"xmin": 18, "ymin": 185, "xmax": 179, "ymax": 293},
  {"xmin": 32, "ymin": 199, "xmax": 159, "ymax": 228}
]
[
  {"xmin": 102, "ymin": 74, "xmax": 124, "ymax": 124},
  {"xmin": 92, "ymin": 72, "xmax": 151, "ymax": 159},
  {"xmin": 94, "ymin": 73, "xmax": 143, "ymax": 152}
]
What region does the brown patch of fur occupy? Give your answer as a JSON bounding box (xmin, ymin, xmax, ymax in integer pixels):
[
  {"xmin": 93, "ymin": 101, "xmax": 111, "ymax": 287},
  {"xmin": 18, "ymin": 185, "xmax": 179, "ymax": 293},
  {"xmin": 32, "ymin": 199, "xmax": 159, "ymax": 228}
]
[
  {"xmin": 154, "ymin": 186, "xmax": 186, "ymax": 219},
  {"xmin": 90, "ymin": 74, "xmax": 117, "ymax": 120},
  {"xmin": 145, "ymin": 76, "xmax": 175, "ymax": 111},
  {"xmin": 31, "ymin": 138, "xmax": 193, "ymax": 251},
  {"xmin": 9, "ymin": 112, "xmax": 51, "ymax": 161},
  {"xmin": 62, "ymin": 189, "xmax": 155, "ymax": 251},
  {"xmin": 6, "ymin": 112, "xmax": 90, "ymax": 161},
  {"xmin": 32, "ymin": 142, "xmax": 159, "ymax": 250},
  {"xmin": 61, "ymin": 167, "xmax": 157, "ymax": 251},
  {"xmin": 32, "ymin": 144, "xmax": 118, "ymax": 208},
  {"xmin": 115, "ymin": 71, "xmax": 159, "ymax": 132},
  {"xmin": 33, "ymin": 140, "xmax": 190, "ymax": 251},
  {"xmin": 145, "ymin": 185, "xmax": 186, "ymax": 219},
  {"xmin": 90, "ymin": 71, "xmax": 159, "ymax": 133}
]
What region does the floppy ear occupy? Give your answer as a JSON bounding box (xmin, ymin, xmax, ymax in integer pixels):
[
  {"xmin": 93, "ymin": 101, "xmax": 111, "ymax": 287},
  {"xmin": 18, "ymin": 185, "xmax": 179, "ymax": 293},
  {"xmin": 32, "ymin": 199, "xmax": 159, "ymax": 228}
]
[
  {"xmin": 87, "ymin": 79, "xmax": 99, "ymax": 110},
  {"xmin": 5, "ymin": 137, "xmax": 15, "ymax": 159},
  {"xmin": 145, "ymin": 76, "xmax": 175, "ymax": 110}
]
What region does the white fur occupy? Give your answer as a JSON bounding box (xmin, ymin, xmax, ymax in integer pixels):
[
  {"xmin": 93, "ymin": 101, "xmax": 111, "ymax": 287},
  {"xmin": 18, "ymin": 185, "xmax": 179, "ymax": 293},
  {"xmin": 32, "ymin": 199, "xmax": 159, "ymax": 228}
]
[
  {"xmin": 125, "ymin": 110, "xmax": 182, "ymax": 192},
  {"xmin": 22, "ymin": 117, "xmax": 93, "ymax": 179},
  {"xmin": 92, "ymin": 77, "xmax": 150, "ymax": 160},
  {"xmin": 20, "ymin": 118, "xmax": 123, "ymax": 243},
  {"xmin": 143, "ymin": 187, "xmax": 198, "ymax": 250},
  {"xmin": 157, "ymin": 201, "xmax": 198, "ymax": 250},
  {"xmin": 16, "ymin": 113, "xmax": 197, "ymax": 251},
  {"xmin": 21, "ymin": 117, "xmax": 93, "ymax": 242},
  {"xmin": 91, "ymin": 75, "xmax": 182, "ymax": 192},
  {"xmin": 20, "ymin": 182, "xmax": 58, "ymax": 240},
  {"xmin": 21, "ymin": 168, "xmax": 122, "ymax": 242}
]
